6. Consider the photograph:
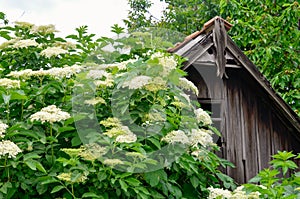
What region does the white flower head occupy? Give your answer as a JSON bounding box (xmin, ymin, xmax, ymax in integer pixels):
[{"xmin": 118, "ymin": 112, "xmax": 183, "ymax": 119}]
[
  {"xmin": 208, "ymin": 187, "xmax": 232, "ymax": 199},
  {"xmin": 40, "ymin": 46, "xmax": 68, "ymax": 58},
  {"xmin": 150, "ymin": 52, "xmax": 177, "ymax": 76},
  {"xmin": 7, "ymin": 69, "xmax": 34, "ymax": 79},
  {"xmin": 162, "ymin": 130, "xmax": 189, "ymax": 145},
  {"xmin": 31, "ymin": 24, "xmax": 58, "ymax": 34},
  {"xmin": 194, "ymin": 108, "xmax": 212, "ymax": 126},
  {"xmin": 0, "ymin": 78, "xmax": 20, "ymax": 89},
  {"xmin": 12, "ymin": 39, "xmax": 38, "ymax": 48},
  {"xmin": 87, "ymin": 70, "xmax": 110, "ymax": 80},
  {"xmin": 115, "ymin": 126, "xmax": 137, "ymax": 143},
  {"xmin": 0, "ymin": 122, "xmax": 8, "ymax": 138},
  {"xmin": 178, "ymin": 78, "xmax": 199, "ymax": 96},
  {"xmin": 103, "ymin": 158, "xmax": 124, "ymax": 166},
  {"xmin": 122, "ymin": 75, "xmax": 151, "ymax": 89},
  {"xmin": 30, "ymin": 105, "xmax": 71, "ymax": 124},
  {"xmin": 84, "ymin": 97, "xmax": 106, "ymax": 105},
  {"xmin": 0, "ymin": 140, "xmax": 22, "ymax": 158},
  {"xmin": 189, "ymin": 128, "xmax": 213, "ymax": 148}
]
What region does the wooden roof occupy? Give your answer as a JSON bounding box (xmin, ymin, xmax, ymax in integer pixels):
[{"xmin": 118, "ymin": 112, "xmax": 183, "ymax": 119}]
[{"xmin": 168, "ymin": 16, "xmax": 300, "ymax": 134}]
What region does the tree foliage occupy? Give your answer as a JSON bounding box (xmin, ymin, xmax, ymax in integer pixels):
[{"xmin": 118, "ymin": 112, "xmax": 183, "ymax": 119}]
[{"xmin": 125, "ymin": 0, "xmax": 300, "ymax": 115}]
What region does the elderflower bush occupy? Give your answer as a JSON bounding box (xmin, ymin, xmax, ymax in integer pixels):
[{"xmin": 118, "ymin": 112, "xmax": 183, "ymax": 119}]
[{"xmin": 0, "ymin": 18, "xmax": 236, "ymax": 198}]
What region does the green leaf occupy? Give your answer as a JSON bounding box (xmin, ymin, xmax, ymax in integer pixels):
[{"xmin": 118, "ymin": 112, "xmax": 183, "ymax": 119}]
[
  {"xmin": 25, "ymin": 159, "xmax": 36, "ymax": 170},
  {"xmin": 125, "ymin": 177, "xmax": 141, "ymax": 186},
  {"xmin": 190, "ymin": 175, "xmax": 199, "ymax": 188},
  {"xmin": 82, "ymin": 192, "xmax": 103, "ymax": 198},
  {"xmin": 51, "ymin": 185, "xmax": 64, "ymax": 194},
  {"xmin": 23, "ymin": 152, "xmax": 41, "ymax": 161},
  {"xmin": 35, "ymin": 161, "xmax": 47, "ymax": 174},
  {"xmin": 119, "ymin": 179, "xmax": 128, "ymax": 192},
  {"xmin": 144, "ymin": 169, "xmax": 167, "ymax": 187}
]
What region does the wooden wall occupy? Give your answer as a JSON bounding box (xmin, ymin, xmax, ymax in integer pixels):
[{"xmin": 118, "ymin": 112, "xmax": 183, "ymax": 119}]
[{"xmin": 186, "ymin": 64, "xmax": 300, "ymax": 184}]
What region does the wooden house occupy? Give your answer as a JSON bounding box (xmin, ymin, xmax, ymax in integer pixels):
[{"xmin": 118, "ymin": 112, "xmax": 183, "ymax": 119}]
[{"xmin": 168, "ymin": 16, "xmax": 300, "ymax": 184}]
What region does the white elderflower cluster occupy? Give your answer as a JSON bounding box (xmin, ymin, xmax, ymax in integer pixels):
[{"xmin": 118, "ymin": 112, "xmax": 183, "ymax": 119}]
[
  {"xmin": 231, "ymin": 186, "xmax": 260, "ymax": 199},
  {"xmin": 7, "ymin": 69, "xmax": 34, "ymax": 79},
  {"xmin": 189, "ymin": 129, "xmax": 214, "ymax": 148},
  {"xmin": 31, "ymin": 24, "xmax": 58, "ymax": 34},
  {"xmin": 94, "ymin": 75, "xmax": 114, "ymax": 88},
  {"xmin": 161, "ymin": 130, "xmax": 190, "ymax": 145},
  {"xmin": 0, "ymin": 140, "xmax": 22, "ymax": 158},
  {"xmin": 100, "ymin": 117, "xmax": 122, "ymax": 128},
  {"xmin": 87, "ymin": 69, "xmax": 110, "ymax": 80},
  {"xmin": 194, "ymin": 108, "xmax": 212, "ymax": 126},
  {"xmin": 30, "ymin": 105, "xmax": 71, "ymax": 124},
  {"xmin": 208, "ymin": 187, "xmax": 232, "ymax": 199},
  {"xmin": 103, "ymin": 158, "xmax": 124, "ymax": 166},
  {"xmin": 178, "ymin": 77, "xmax": 199, "ymax": 96},
  {"xmin": 84, "ymin": 97, "xmax": 106, "ymax": 105},
  {"xmin": 115, "ymin": 126, "xmax": 137, "ymax": 143},
  {"xmin": 0, "ymin": 78, "xmax": 20, "ymax": 89},
  {"xmin": 14, "ymin": 21, "xmax": 34, "ymax": 28},
  {"xmin": 57, "ymin": 172, "xmax": 87, "ymax": 183},
  {"xmin": 0, "ymin": 122, "xmax": 8, "ymax": 138},
  {"xmin": 12, "ymin": 39, "xmax": 38, "ymax": 48},
  {"xmin": 8, "ymin": 65, "xmax": 83, "ymax": 79},
  {"xmin": 54, "ymin": 41, "xmax": 76, "ymax": 50},
  {"xmin": 79, "ymin": 143, "xmax": 107, "ymax": 161},
  {"xmin": 122, "ymin": 75, "xmax": 152, "ymax": 89},
  {"xmin": 208, "ymin": 186, "xmax": 260, "ymax": 199},
  {"xmin": 46, "ymin": 65, "xmax": 83, "ymax": 79},
  {"xmin": 40, "ymin": 46, "xmax": 68, "ymax": 58},
  {"xmin": 150, "ymin": 52, "xmax": 177, "ymax": 76},
  {"xmin": 144, "ymin": 77, "xmax": 167, "ymax": 92}
]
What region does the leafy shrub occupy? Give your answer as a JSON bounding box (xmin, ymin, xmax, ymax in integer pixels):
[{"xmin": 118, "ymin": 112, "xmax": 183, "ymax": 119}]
[{"xmin": 0, "ymin": 17, "xmax": 235, "ymax": 198}]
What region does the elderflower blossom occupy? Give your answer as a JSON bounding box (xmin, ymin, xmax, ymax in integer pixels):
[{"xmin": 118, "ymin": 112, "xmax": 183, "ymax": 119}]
[
  {"xmin": 100, "ymin": 117, "xmax": 122, "ymax": 128},
  {"xmin": 14, "ymin": 21, "xmax": 34, "ymax": 28},
  {"xmin": 194, "ymin": 108, "xmax": 212, "ymax": 126},
  {"xmin": 122, "ymin": 75, "xmax": 152, "ymax": 89},
  {"xmin": 178, "ymin": 77, "xmax": 199, "ymax": 96},
  {"xmin": 7, "ymin": 69, "xmax": 34, "ymax": 79},
  {"xmin": 94, "ymin": 75, "xmax": 114, "ymax": 87},
  {"xmin": 31, "ymin": 24, "xmax": 57, "ymax": 34},
  {"xmin": 57, "ymin": 172, "xmax": 87, "ymax": 183},
  {"xmin": 79, "ymin": 143, "xmax": 107, "ymax": 161},
  {"xmin": 40, "ymin": 46, "xmax": 68, "ymax": 58},
  {"xmin": 87, "ymin": 69, "xmax": 110, "ymax": 79},
  {"xmin": 0, "ymin": 140, "xmax": 22, "ymax": 158},
  {"xmin": 189, "ymin": 129, "xmax": 213, "ymax": 148},
  {"xmin": 47, "ymin": 65, "xmax": 83, "ymax": 79},
  {"xmin": 12, "ymin": 39, "xmax": 38, "ymax": 48},
  {"xmin": 54, "ymin": 41, "xmax": 76, "ymax": 50},
  {"xmin": 208, "ymin": 187, "xmax": 232, "ymax": 199},
  {"xmin": 0, "ymin": 78, "xmax": 20, "ymax": 89},
  {"xmin": 161, "ymin": 130, "xmax": 189, "ymax": 145},
  {"xmin": 103, "ymin": 158, "xmax": 124, "ymax": 166},
  {"xmin": 61, "ymin": 148, "xmax": 84, "ymax": 157},
  {"xmin": 144, "ymin": 77, "xmax": 167, "ymax": 92},
  {"xmin": 0, "ymin": 122, "xmax": 8, "ymax": 138},
  {"xmin": 151, "ymin": 52, "xmax": 177, "ymax": 76},
  {"xmin": 30, "ymin": 105, "xmax": 71, "ymax": 124},
  {"xmin": 84, "ymin": 97, "xmax": 106, "ymax": 105},
  {"xmin": 115, "ymin": 127, "xmax": 137, "ymax": 143}
]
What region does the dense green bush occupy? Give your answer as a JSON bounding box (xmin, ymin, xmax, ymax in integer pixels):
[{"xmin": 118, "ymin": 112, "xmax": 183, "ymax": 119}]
[{"xmin": 0, "ymin": 16, "xmax": 235, "ymax": 198}]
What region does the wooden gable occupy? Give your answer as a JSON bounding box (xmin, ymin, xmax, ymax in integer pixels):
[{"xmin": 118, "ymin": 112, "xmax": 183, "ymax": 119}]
[{"xmin": 169, "ymin": 16, "xmax": 300, "ymax": 183}]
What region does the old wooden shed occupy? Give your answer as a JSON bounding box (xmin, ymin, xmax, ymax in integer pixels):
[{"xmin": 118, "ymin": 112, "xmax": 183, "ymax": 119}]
[{"xmin": 169, "ymin": 16, "xmax": 300, "ymax": 184}]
